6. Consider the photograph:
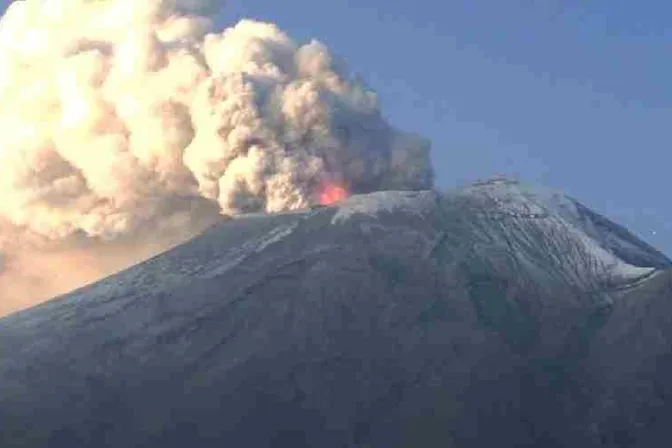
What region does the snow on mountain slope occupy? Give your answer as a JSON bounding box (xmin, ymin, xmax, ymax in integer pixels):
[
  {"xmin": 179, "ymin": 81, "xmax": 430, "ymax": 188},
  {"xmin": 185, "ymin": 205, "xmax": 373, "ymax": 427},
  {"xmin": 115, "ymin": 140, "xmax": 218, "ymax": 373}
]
[
  {"xmin": 331, "ymin": 178, "xmax": 667, "ymax": 292},
  {"xmin": 1, "ymin": 179, "xmax": 671, "ymax": 448},
  {"xmin": 331, "ymin": 190, "xmax": 437, "ymax": 224},
  {"xmin": 453, "ymin": 178, "xmax": 667, "ymax": 283}
]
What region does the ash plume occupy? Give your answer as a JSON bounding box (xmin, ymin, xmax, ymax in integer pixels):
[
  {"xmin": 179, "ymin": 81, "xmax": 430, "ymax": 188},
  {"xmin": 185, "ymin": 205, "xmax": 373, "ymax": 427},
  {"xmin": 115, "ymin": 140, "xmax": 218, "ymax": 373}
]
[{"xmin": 0, "ymin": 0, "xmax": 433, "ymax": 315}]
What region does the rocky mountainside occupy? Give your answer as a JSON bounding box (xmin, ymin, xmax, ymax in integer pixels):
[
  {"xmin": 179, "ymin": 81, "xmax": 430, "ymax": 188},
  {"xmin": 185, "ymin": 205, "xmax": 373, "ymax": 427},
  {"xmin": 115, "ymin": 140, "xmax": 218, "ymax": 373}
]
[{"xmin": 1, "ymin": 179, "xmax": 671, "ymax": 447}]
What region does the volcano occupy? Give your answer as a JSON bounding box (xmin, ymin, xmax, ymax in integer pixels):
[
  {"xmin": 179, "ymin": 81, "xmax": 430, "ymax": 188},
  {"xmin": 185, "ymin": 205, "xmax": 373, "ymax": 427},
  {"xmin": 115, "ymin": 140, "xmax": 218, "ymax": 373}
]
[{"xmin": 1, "ymin": 178, "xmax": 671, "ymax": 447}]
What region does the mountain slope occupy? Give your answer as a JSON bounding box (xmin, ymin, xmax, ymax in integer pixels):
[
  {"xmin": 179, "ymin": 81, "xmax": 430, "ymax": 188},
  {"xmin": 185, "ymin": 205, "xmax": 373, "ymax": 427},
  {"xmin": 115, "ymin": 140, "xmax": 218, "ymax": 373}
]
[{"xmin": 1, "ymin": 179, "xmax": 671, "ymax": 447}]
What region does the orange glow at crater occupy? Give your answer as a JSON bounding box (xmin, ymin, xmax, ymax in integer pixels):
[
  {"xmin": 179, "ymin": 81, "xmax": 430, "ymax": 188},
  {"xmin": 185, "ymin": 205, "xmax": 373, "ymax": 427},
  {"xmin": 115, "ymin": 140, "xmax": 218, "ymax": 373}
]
[{"xmin": 318, "ymin": 181, "xmax": 349, "ymax": 205}]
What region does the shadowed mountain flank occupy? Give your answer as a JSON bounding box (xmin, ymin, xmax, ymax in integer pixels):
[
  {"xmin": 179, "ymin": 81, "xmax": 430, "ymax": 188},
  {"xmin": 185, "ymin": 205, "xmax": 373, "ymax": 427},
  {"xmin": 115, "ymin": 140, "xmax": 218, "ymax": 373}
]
[{"xmin": 1, "ymin": 179, "xmax": 671, "ymax": 447}]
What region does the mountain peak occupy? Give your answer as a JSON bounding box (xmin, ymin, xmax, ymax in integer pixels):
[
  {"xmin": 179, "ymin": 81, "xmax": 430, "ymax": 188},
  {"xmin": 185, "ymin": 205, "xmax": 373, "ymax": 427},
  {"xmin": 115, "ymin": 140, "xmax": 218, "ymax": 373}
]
[
  {"xmin": 326, "ymin": 179, "xmax": 668, "ymax": 291},
  {"xmin": 456, "ymin": 178, "xmax": 670, "ymax": 269}
]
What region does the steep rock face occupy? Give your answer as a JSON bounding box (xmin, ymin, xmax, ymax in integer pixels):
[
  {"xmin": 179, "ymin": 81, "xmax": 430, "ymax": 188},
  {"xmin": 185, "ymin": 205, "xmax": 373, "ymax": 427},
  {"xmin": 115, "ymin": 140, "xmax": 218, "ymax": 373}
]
[{"xmin": 1, "ymin": 179, "xmax": 670, "ymax": 447}]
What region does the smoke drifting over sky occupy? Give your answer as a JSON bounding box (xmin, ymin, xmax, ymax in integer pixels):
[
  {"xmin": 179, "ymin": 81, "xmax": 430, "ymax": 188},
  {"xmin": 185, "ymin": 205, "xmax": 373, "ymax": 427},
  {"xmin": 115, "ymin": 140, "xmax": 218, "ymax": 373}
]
[{"xmin": 0, "ymin": 0, "xmax": 433, "ymax": 315}]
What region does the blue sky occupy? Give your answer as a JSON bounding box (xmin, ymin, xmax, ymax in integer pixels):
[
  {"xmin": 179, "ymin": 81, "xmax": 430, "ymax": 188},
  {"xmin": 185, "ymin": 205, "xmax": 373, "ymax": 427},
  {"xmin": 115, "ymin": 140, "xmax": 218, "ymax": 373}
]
[{"xmin": 222, "ymin": 0, "xmax": 672, "ymax": 255}]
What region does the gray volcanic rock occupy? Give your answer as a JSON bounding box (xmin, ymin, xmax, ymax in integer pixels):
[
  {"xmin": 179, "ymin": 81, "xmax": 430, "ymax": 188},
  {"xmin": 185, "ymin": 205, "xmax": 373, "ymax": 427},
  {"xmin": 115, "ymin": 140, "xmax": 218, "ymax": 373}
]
[{"xmin": 1, "ymin": 179, "xmax": 671, "ymax": 447}]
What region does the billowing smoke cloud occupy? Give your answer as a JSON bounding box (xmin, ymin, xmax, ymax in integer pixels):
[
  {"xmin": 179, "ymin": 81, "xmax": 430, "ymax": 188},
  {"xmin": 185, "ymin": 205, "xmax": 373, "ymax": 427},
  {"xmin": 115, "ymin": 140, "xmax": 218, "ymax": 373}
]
[{"xmin": 0, "ymin": 0, "xmax": 433, "ymax": 316}]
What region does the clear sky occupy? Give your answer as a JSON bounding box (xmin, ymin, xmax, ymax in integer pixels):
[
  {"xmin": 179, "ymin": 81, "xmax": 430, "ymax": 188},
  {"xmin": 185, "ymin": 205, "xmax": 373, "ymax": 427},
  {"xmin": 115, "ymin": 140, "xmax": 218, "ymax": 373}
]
[{"xmin": 222, "ymin": 0, "xmax": 672, "ymax": 255}]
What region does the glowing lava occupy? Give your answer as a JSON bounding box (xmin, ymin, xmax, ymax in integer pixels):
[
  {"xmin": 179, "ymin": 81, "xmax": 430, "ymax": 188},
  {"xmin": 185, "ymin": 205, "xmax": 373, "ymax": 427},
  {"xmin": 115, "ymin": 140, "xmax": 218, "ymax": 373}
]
[{"xmin": 318, "ymin": 181, "xmax": 349, "ymax": 205}]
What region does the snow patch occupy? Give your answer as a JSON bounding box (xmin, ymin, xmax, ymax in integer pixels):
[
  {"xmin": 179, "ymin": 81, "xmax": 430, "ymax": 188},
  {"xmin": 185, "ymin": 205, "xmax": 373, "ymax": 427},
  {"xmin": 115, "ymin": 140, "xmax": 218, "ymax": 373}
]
[
  {"xmin": 254, "ymin": 222, "xmax": 299, "ymax": 252},
  {"xmin": 463, "ymin": 179, "xmax": 580, "ymax": 221},
  {"xmin": 567, "ymin": 223, "xmax": 655, "ymax": 281},
  {"xmin": 331, "ymin": 191, "xmax": 435, "ymax": 224},
  {"xmin": 460, "ymin": 178, "xmax": 663, "ymax": 285},
  {"xmin": 199, "ymin": 221, "xmax": 299, "ymax": 279}
]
